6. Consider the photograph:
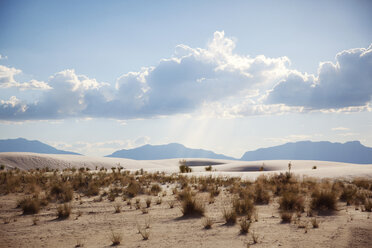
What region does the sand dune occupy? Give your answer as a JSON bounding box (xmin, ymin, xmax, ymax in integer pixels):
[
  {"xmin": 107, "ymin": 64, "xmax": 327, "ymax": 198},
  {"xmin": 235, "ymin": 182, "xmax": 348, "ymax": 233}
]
[{"xmin": 1, "ymin": 152, "xmax": 372, "ymax": 180}]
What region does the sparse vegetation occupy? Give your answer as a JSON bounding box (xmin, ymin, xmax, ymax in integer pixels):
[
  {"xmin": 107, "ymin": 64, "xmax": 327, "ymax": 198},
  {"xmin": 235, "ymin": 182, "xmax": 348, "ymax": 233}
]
[
  {"xmin": 57, "ymin": 203, "xmax": 71, "ymax": 219},
  {"xmin": 311, "ymin": 190, "xmax": 337, "ymax": 211},
  {"xmin": 180, "ymin": 190, "xmax": 205, "ymax": 217},
  {"xmin": 223, "ymin": 208, "xmax": 237, "ymax": 225},
  {"xmin": 202, "ymin": 217, "xmax": 213, "ymax": 229},
  {"xmin": 239, "ymin": 217, "xmax": 251, "ymax": 234},
  {"xmin": 179, "ymin": 160, "xmax": 192, "ymax": 173},
  {"xmin": 280, "ymin": 211, "xmax": 292, "ymax": 223},
  {"xmin": 109, "ymin": 231, "xmax": 122, "ymax": 246}
]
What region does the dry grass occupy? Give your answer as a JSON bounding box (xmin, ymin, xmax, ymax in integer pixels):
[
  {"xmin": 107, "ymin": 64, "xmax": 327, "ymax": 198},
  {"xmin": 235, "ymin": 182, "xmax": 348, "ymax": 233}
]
[
  {"xmin": 202, "ymin": 217, "xmax": 213, "ymax": 229},
  {"xmin": 239, "ymin": 217, "xmax": 251, "ymax": 234},
  {"xmin": 57, "ymin": 203, "xmax": 71, "ymax": 219},
  {"xmin": 311, "ymin": 190, "xmax": 337, "ymax": 212},
  {"xmin": 223, "ymin": 208, "xmax": 237, "ymax": 225},
  {"xmin": 109, "ymin": 231, "xmax": 122, "ymax": 246},
  {"xmin": 280, "ymin": 211, "xmax": 293, "ymax": 223},
  {"xmin": 180, "ymin": 190, "xmax": 205, "ymax": 217}
]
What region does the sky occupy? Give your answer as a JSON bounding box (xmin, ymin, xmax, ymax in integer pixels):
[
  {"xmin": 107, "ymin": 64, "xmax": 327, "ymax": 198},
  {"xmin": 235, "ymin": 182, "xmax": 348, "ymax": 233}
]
[{"xmin": 0, "ymin": 0, "xmax": 371, "ymax": 157}]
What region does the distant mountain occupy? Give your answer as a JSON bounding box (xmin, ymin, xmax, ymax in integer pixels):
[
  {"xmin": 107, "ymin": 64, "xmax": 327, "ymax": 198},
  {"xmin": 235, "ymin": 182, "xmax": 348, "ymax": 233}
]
[
  {"xmin": 106, "ymin": 143, "xmax": 236, "ymax": 160},
  {"xmin": 241, "ymin": 141, "xmax": 372, "ymax": 164},
  {"xmin": 0, "ymin": 138, "xmax": 81, "ymax": 155}
]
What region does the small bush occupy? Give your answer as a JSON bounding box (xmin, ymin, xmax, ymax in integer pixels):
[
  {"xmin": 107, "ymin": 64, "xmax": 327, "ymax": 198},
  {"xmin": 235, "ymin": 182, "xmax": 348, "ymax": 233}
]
[
  {"xmin": 311, "ymin": 190, "xmax": 337, "ymax": 211},
  {"xmin": 233, "ymin": 198, "xmax": 255, "ymax": 219},
  {"xmin": 114, "ymin": 203, "xmax": 121, "ymax": 213},
  {"xmin": 340, "ymin": 185, "xmax": 357, "ymax": 205},
  {"xmin": 364, "ymin": 199, "xmax": 372, "ymax": 212},
  {"xmin": 280, "ymin": 211, "xmax": 292, "ymax": 223},
  {"xmin": 19, "ymin": 197, "xmax": 40, "ymax": 215},
  {"xmin": 223, "ymin": 208, "xmax": 237, "ymax": 225},
  {"xmin": 205, "ymin": 166, "xmax": 212, "ymax": 171},
  {"xmin": 168, "ymin": 200, "xmax": 175, "ymax": 208},
  {"xmin": 254, "ymin": 184, "xmax": 271, "ymax": 204},
  {"xmin": 279, "ymin": 192, "xmax": 304, "ymax": 212},
  {"xmin": 179, "ymin": 160, "xmax": 192, "ymax": 173},
  {"xmin": 311, "ymin": 218, "xmax": 319, "ymax": 228},
  {"xmin": 202, "ymin": 217, "xmax": 213, "ymax": 229},
  {"xmin": 180, "ymin": 191, "xmax": 205, "ymax": 217},
  {"xmin": 125, "ymin": 181, "xmax": 142, "ymax": 198},
  {"xmin": 57, "ymin": 203, "xmax": 71, "ymax": 219},
  {"xmin": 146, "ymin": 197, "xmax": 152, "ymax": 208},
  {"xmin": 110, "ymin": 231, "xmax": 122, "ymax": 246},
  {"xmin": 150, "ymin": 184, "xmax": 162, "ymax": 195},
  {"xmin": 240, "ymin": 217, "xmax": 251, "ymax": 234}
]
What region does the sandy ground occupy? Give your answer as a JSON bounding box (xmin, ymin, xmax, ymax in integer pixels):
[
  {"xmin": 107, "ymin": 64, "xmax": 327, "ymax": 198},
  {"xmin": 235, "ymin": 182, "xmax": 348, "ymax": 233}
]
[
  {"xmin": 1, "ymin": 152, "xmax": 372, "ymax": 180},
  {"xmin": 0, "ymin": 187, "xmax": 371, "ymax": 248},
  {"xmin": 0, "ymin": 152, "xmax": 372, "ymax": 247}
]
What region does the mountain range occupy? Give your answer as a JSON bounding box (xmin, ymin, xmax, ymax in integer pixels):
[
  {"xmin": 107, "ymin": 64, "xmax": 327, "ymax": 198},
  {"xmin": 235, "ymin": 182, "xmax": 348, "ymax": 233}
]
[
  {"xmin": 0, "ymin": 138, "xmax": 80, "ymax": 155},
  {"xmin": 1, "ymin": 138, "xmax": 372, "ymax": 164},
  {"xmin": 106, "ymin": 143, "xmax": 236, "ymax": 160}
]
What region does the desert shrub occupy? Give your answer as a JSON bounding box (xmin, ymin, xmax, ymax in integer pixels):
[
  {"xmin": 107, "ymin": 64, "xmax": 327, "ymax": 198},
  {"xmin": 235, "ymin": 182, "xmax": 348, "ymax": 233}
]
[
  {"xmin": 352, "ymin": 178, "xmax": 371, "ymax": 190},
  {"xmin": 180, "ymin": 191, "xmax": 205, "ymax": 217},
  {"xmin": 364, "ymin": 199, "xmax": 372, "ymax": 212},
  {"xmin": 311, "ymin": 190, "xmax": 337, "ymax": 211},
  {"xmin": 150, "ymin": 184, "xmax": 162, "ymax": 195},
  {"xmin": 254, "ymin": 184, "xmax": 271, "ymax": 204},
  {"xmin": 19, "ymin": 197, "xmax": 40, "ymax": 215},
  {"xmin": 239, "ymin": 217, "xmax": 251, "ymax": 234},
  {"xmin": 168, "ymin": 200, "xmax": 175, "ymax": 208},
  {"xmin": 223, "ymin": 208, "xmax": 237, "ymax": 225},
  {"xmin": 179, "ymin": 160, "xmax": 192, "ymax": 173},
  {"xmin": 280, "ymin": 211, "xmax": 292, "ymax": 223},
  {"xmin": 340, "ymin": 185, "xmax": 357, "ymax": 205},
  {"xmin": 50, "ymin": 182, "xmax": 73, "ymax": 202},
  {"xmin": 110, "ymin": 231, "xmax": 122, "ymax": 246},
  {"xmin": 279, "ymin": 192, "xmax": 304, "ymax": 212},
  {"xmin": 125, "ymin": 180, "xmax": 142, "ymax": 198},
  {"xmin": 202, "ymin": 217, "xmax": 213, "ymax": 229},
  {"xmin": 57, "ymin": 203, "xmax": 71, "ymax": 219},
  {"xmin": 0, "ymin": 165, "xmax": 5, "ymax": 170},
  {"xmin": 114, "ymin": 203, "xmax": 121, "ymax": 213},
  {"xmin": 311, "ymin": 218, "xmax": 319, "ymax": 228},
  {"xmin": 156, "ymin": 197, "xmax": 162, "ymax": 205},
  {"xmin": 205, "ymin": 166, "xmax": 212, "ymax": 171},
  {"xmin": 232, "ymin": 197, "xmax": 255, "ymax": 219},
  {"xmin": 146, "ymin": 197, "xmax": 152, "ymax": 208}
]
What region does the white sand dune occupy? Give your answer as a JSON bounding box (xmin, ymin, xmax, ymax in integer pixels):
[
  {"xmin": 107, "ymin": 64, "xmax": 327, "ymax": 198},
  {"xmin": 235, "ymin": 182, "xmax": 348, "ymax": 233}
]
[{"xmin": 1, "ymin": 152, "xmax": 372, "ymax": 180}]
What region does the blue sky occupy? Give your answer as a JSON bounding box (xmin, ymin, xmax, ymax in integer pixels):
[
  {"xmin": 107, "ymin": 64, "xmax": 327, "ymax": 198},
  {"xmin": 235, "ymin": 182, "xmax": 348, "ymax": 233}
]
[{"xmin": 0, "ymin": 0, "xmax": 371, "ymax": 157}]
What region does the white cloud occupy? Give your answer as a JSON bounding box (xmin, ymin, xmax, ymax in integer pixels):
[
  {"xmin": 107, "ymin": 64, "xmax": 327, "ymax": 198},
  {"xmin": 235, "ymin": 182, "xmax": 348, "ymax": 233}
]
[
  {"xmin": 50, "ymin": 136, "xmax": 151, "ymax": 156},
  {"xmin": 0, "ymin": 32, "xmax": 371, "ymax": 121},
  {"xmin": 266, "ymin": 44, "xmax": 372, "ymax": 109},
  {"xmin": 0, "ymin": 65, "xmax": 51, "ymax": 90},
  {"xmin": 331, "ymin": 127, "xmax": 349, "ymax": 131}
]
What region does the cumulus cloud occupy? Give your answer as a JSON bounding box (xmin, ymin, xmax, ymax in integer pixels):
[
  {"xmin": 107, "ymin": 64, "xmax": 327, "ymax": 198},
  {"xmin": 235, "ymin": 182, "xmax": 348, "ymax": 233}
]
[
  {"xmin": 266, "ymin": 44, "xmax": 372, "ymax": 109},
  {"xmin": 0, "ymin": 65, "xmax": 51, "ymax": 90},
  {"xmin": 0, "ymin": 32, "xmax": 371, "ymax": 121}
]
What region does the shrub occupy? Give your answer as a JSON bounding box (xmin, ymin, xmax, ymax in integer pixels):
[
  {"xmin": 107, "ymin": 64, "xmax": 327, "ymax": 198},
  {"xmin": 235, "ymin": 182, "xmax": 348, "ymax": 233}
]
[
  {"xmin": 311, "ymin": 218, "xmax": 319, "ymax": 228},
  {"xmin": 232, "ymin": 197, "xmax": 255, "ymax": 219},
  {"xmin": 146, "ymin": 197, "xmax": 152, "ymax": 208},
  {"xmin": 280, "ymin": 211, "xmax": 292, "ymax": 223},
  {"xmin": 223, "ymin": 208, "xmax": 237, "ymax": 225},
  {"xmin": 202, "ymin": 217, "xmax": 213, "ymax": 229},
  {"xmin": 85, "ymin": 182, "xmax": 100, "ymax": 197},
  {"xmin": 50, "ymin": 182, "xmax": 73, "ymax": 202},
  {"xmin": 110, "ymin": 231, "xmax": 122, "ymax": 246},
  {"xmin": 150, "ymin": 184, "xmax": 162, "ymax": 195},
  {"xmin": 180, "ymin": 191, "xmax": 205, "ymax": 217},
  {"xmin": 279, "ymin": 192, "xmax": 304, "ymax": 212},
  {"xmin": 340, "ymin": 185, "xmax": 357, "ymax": 205},
  {"xmin": 57, "ymin": 203, "xmax": 71, "ymax": 219},
  {"xmin": 125, "ymin": 181, "xmax": 142, "ymax": 198},
  {"xmin": 114, "ymin": 203, "xmax": 121, "ymax": 213},
  {"xmin": 364, "ymin": 199, "xmax": 372, "ymax": 212},
  {"xmin": 239, "ymin": 217, "xmax": 251, "ymax": 234},
  {"xmin": 19, "ymin": 197, "xmax": 40, "ymax": 215},
  {"xmin": 205, "ymin": 166, "xmax": 212, "ymax": 171},
  {"xmin": 311, "ymin": 190, "xmax": 337, "ymax": 211},
  {"xmin": 254, "ymin": 184, "xmax": 271, "ymax": 204},
  {"xmin": 179, "ymin": 160, "xmax": 192, "ymax": 173}
]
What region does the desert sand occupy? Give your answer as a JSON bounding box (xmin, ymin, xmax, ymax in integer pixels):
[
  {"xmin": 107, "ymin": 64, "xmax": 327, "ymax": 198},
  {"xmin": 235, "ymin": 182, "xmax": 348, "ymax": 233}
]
[{"xmin": 0, "ymin": 152, "xmax": 371, "ymax": 248}]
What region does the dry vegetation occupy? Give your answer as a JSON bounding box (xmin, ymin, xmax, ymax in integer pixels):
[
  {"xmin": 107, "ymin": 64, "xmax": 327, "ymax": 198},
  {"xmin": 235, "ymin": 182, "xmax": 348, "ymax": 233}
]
[{"xmin": 0, "ymin": 165, "xmax": 372, "ymax": 247}]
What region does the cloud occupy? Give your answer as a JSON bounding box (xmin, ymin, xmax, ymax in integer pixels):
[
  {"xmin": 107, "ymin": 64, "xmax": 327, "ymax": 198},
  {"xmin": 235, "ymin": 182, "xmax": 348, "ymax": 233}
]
[
  {"xmin": 50, "ymin": 136, "xmax": 151, "ymax": 156},
  {"xmin": 331, "ymin": 127, "xmax": 349, "ymax": 131},
  {"xmin": 266, "ymin": 44, "xmax": 372, "ymax": 109},
  {"xmin": 0, "ymin": 32, "xmax": 371, "ymax": 121},
  {"xmin": 0, "ymin": 54, "xmax": 7, "ymax": 60},
  {"xmin": 0, "ymin": 65, "xmax": 51, "ymax": 90}
]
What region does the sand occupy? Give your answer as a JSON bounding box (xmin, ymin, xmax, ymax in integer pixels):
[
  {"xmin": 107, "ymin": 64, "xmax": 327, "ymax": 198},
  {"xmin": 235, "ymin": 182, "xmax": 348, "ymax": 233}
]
[
  {"xmin": 0, "ymin": 152, "xmax": 372, "ymax": 247},
  {"xmin": 1, "ymin": 152, "xmax": 372, "ymax": 180}
]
